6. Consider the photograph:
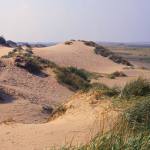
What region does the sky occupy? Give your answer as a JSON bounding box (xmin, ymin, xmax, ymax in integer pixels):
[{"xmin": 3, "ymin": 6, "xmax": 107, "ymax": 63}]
[{"xmin": 0, "ymin": 0, "xmax": 150, "ymax": 43}]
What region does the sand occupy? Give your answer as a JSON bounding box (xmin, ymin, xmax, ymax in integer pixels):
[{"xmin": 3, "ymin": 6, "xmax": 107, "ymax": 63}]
[
  {"xmin": 0, "ymin": 41, "xmax": 150, "ymax": 149},
  {"xmin": 33, "ymin": 41, "xmax": 125, "ymax": 74},
  {"xmin": 0, "ymin": 47, "xmax": 13, "ymax": 57},
  {"xmin": 0, "ymin": 93, "xmax": 119, "ymax": 150},
  {"xmin": 0, "ymin": 59, "xmax": 73, "ymax": 124}
]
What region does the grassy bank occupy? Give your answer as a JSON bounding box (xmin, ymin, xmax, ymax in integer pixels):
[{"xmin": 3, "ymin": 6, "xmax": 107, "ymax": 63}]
[{"xmin": 58, "ymin": 78, "xmax": 150, "ymax": 150}]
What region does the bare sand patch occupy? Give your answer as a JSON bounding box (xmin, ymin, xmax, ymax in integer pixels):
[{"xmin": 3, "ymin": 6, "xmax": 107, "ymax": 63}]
[{"xmin": 0, "ymin": 93, "xmax": 119, "ymax": 150}]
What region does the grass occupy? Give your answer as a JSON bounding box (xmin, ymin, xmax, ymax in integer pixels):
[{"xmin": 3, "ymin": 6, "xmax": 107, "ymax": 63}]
[
  {"xmin": 94, "ymin": 46, "xmax": 133, "ymax": 66},
  {"xmin": 121, "ymin": 78, "xmax": 150, "ymax": 99},
  {"xmin": 3, "ymin": 47, "xmax": 94, "ymax": 90},
  {"xmin": 125, "ymin": 97, "xmax": 150, "ymax": 130},
  {"xmin": 89, "ymin": 83, "xmax": 121, "ymax": 99},
  {"xmin": 49, "ymin": 105, "xmax": 67, "ymax": 121},
  {"xmin": 55, "ymin": 67, "xmax": 91, "ymax": 91},
  {"xmin": 56, "ymin": 78, "xmax": 150, "ymax": 150}
]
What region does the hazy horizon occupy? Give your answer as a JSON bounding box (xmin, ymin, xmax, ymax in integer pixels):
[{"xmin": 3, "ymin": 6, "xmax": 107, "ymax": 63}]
[{"xmin": 0, "ymin": 0, "xmax": 150, "ymax": 43}]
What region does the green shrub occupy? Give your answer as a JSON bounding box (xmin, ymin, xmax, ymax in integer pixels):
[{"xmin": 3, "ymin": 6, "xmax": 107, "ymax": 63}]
[
  {"xmin": 103, "ymin": 87, "xmax": 120, "ymax": 97},
  {"xmin": 67, "ymin": 67, "xmax": 91, "ymax": 81},
  {"xmin": 60, "ymin": 116, "xmax": 150, "ymax": 150},
  {"xmin": 55, "ymin": 68, "xmax": 91, "ymax": 91},
  {"xmin": 24, "ymin": 57, "xmax": 43, "ymax": 74},
  {"xmin": 91, "ymin": 83, "xmax": 109, "ymax": 91},
  {"xmin": 80, "ymin": 132, "xmax": 150, "ymax": 150},
  {"xmin": 126, "ymin": 97, "xmax": 150, "ymax": 130},
  {"xmin": 90, "ymin": 83, "xmax": 120, "ymax": 99},
  {"xmin": 121, "ymin": 78, "xmax": 150, "ymax": 99}
]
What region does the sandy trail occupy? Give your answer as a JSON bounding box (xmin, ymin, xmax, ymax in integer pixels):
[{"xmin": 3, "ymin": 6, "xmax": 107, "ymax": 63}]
[
  {"xmin": 0, "ymin": 93, "xmax": 119, "ymax": 150},
  {"xmin": 33, "ymin": 41, "xmax": 125, "ymax": 74}
]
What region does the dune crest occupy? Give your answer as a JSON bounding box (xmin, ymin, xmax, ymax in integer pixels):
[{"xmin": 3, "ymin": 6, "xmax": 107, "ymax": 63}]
[{"xmin": 33, "ymin": 41, "xmax": 126, "ymax": 74}]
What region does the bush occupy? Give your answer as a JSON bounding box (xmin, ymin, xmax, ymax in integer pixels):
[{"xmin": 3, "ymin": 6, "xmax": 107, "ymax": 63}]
[
  {"xmin": 108, "ymin": 71, "xmax": 127, "ymax": 79},
  {"xmin": 90, "ymin": 82, "xmax": 109, "ymax": 91},
  {"xmin": 64, "ymin": 41, "xmax": 73, "ymax": 45},
  {"xmin": 67, "ymin": 67, "xmax": 91, "ymax": 81},
  {"xmin": 55, "ymin": 67, "xmax": 91, "ymax": 91},
  {"xmin": 126, "ymin": 97, "xmax": 150, "ymax": 130},
  {"xmin": 94, "ymin": 46, "xmax": 133, "ymax": 66},
  {"xmin": 5, "ymin": 46, "xmax": 57, "ymax": 75},
  {"xmin": 83, "ymin": 40, "xmax": 97, "ymax": 47},
  {"xmin": 24, "ymin": 58, "xmax": 43, "ymax": 74},
  {"xmin": 121, "ymin": 78, "xmax": 150, "ymax": 99},
  {"xmin": 90, "ymin": 83, "xmax": 120, "ymax": 98}
]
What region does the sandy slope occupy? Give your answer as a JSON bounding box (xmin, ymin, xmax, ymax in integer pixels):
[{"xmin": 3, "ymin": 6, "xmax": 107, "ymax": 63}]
[
  {"xmin": 0, "ymin": 47, "xmax": 13, "ymax": 57},
  {"xmin": 0, "ymin": 93, "xmax": 119, "ymax": 150},
  {"xmin": 33, "ymin": 41, "xmax": 125, "ymax": 74},
  {"xmin": 95, "ymin": 68, "xmax": 150, "ymax": 88},
  {"xmin": 0, "ymin": 59, "xmax": 73, "ymax": 123}
]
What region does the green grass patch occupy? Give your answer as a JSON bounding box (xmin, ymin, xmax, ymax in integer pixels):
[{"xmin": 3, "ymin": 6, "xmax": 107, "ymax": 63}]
[
  {"xmin": 125, "ymin": 97, "xmax": 150, "ymax": 130},
  {"xmin": 121, "ymin": 78, "xmax": 150, "ymax": 99},
  {"xmin": 55, "ymin": 67, "xmax": 91, "ymax": 91}
]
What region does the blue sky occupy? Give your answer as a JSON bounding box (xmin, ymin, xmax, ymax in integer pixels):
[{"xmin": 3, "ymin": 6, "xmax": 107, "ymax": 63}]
[{"xmin": 0, "ymin": 0, "xmax": 150, "ymax": 42}]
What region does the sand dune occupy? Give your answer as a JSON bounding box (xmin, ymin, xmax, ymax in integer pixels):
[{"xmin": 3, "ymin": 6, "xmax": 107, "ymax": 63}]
[
  {"xmin": 0, "ymin": 41, "xmax": 150, "ymax": 150},
  {"xmin": 0, "ymin": 93, "xmax": 118, "ymax": 150},
  {"xmin": 0, "ymin": 59, "xmax": 73, "ymax": 124},
  {"xmin": 33, "ymin": 41, "xmax": 125, "ymax": 74}
]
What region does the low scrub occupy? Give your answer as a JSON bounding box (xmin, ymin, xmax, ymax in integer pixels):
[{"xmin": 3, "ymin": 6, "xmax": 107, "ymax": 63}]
[
  {"xmin": 108, "ymin": 71, "xmax": 127, "ymax": 79},
  {"xmin": 16, "ymin": 54, "xmax": 57, "ymax": 75},
  {"xmin": 64, "ymin": 41, "xmax": 73, "ymax": 45},
  {"xmin": 2, "ymin": 46, "xmax": 24, "ymax": 58},
  {"xmin": 126, "ymin": 97, "xmax": 150, "ymax": 130},
  {"xmin": 49, "ymin": 105, "xmax": 67, "ymax": 121},
  {"xmin": 82, "ymin": 40, "xmax": 97, "ymax": 47},
  {"xmin": 94, "ymin": 46, "xmax": 133, "ymax": 66},
  {"xmin": 66, "ymin": 67, "xmax": 91, "ymax": 81},
  {"xmin": 121, "ymin": 78, "xmax": 150, "ymax": 99},
  {"xmin": 58, "ymin": 79, "xmax": 150, "ymax": 150},
  {"xmin": 55, "ymin": 67, "xmax": 91, "ymax": 91},
  {"xmin": 90, "ymin": 83, "xmax": 120, "ymax": 98}
]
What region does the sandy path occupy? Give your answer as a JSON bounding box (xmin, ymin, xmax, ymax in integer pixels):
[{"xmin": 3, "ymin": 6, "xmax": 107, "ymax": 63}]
[
  {"xmin": 0, "ymin": 93, "xmax": 119, "ymax": 150},
  {"xmin": 33, "ymin": 41, "xmax": 125, "ymax": 74}
]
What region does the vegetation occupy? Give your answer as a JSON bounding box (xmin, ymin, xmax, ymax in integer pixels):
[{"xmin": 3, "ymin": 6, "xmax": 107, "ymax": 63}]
[
  {"xmin": 89, "ymin": 83, "xmax": 120, "ymax": 99},
  {"xmin": 94, "ymin": 46, "xmax": 133, "ymax": 66},
  {"xmin": 57, "ymin": 78, "xmax": 150, "ymax": 150},
  {"xmin": 108, "ymin": 71, "xmax": 127, "ymax": 79},
  {"xmin": 3, "ymin": 47, "xmax": 94, "ymax": 90},
  {"xmin": 121, "ymin": 78, "xmax": 150, "ymax": 99},
  {"xmin": 82, "ymin": 40, "xmax": 97, "ymax": 47},
  {"xmin": 64, "ymin": 41, "xmax": 73, "ymax": 45},
  {"xmin": 126, "ymin": 97, "xmax": 150, "ymax": 130},
  {"xmin": 55, "ymin": 67, "xmax": 91, "ymax": 91},
  {"xmin": 49, "ymin": 105, "xmax": 67, "ymax": 121}
]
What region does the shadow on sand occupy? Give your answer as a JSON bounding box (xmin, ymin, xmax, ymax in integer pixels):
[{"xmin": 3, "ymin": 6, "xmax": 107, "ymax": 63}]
[{"xmin": 0, "ymin": 90, "xmax": 15, "ymax": 104}]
